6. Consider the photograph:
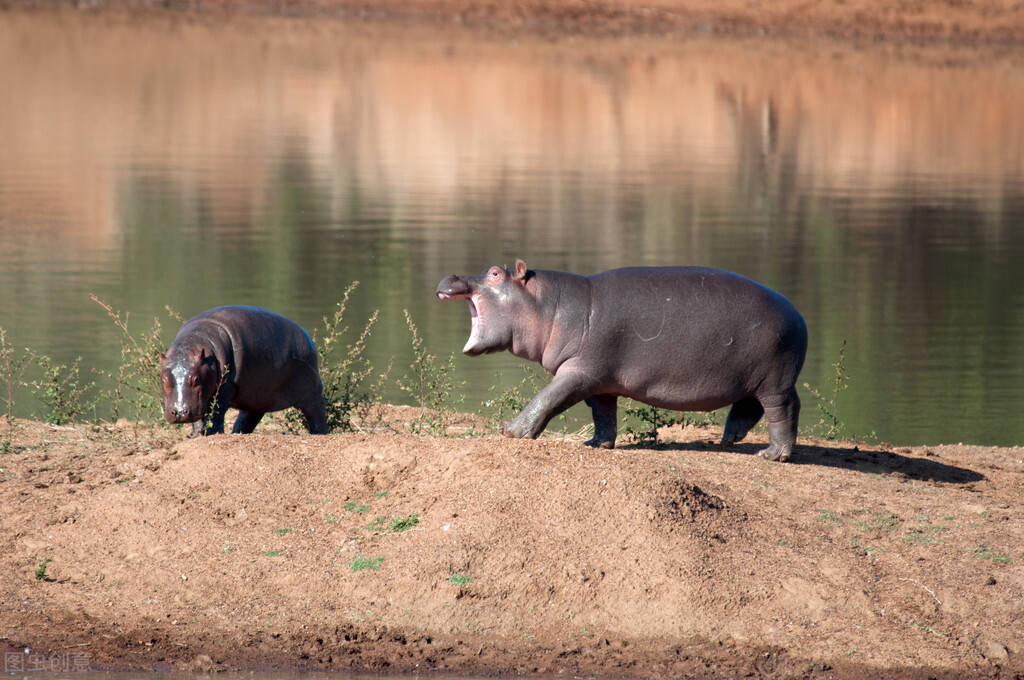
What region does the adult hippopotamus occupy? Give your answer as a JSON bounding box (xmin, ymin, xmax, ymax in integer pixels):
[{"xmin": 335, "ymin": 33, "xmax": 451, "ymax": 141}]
[
  {"xmin": 436, "ymin": 260, "xmax": 807, "ymax": 461},
  {"xmin": 161, "ymin": 306, "xmax": 328, "ymax": 435}
]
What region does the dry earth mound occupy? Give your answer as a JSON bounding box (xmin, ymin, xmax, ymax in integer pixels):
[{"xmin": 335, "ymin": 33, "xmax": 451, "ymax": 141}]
[{"xmin": 1, "ymin": 414, "xmax": 1021, "ymax": 678}]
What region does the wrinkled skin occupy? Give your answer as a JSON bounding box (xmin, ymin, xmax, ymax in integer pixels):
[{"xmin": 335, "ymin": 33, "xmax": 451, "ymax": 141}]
[
  {"xmin": 437, "ymin": 260, "xmax": 807, "ymax": 461},
  {"xmin": 161, "ymin": 306, "xmax": 327, "ymax": 436}
]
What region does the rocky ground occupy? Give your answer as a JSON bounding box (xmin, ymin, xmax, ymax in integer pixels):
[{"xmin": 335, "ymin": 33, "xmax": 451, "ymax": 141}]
[{"xmin": 1, "ymin": 409, "xmax": 1021, "ymax": 678}]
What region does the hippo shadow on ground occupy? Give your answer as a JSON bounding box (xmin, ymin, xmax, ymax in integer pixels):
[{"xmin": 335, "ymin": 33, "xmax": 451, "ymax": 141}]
[
  {"xmin": 620, "ymin": 439, "xmax": 985, "ymax": 484},
  {"xmin": 785, "ymin": 442, "xmax": 984, "ymax": 483}
]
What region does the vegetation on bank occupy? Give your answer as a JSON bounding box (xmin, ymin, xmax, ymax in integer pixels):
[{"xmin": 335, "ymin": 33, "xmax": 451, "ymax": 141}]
[{"xmin": 0, "ymin": 284, "xmax": 861, "ymax": 449}]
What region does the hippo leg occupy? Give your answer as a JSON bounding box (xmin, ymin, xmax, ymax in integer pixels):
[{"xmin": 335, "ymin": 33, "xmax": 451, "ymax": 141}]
[
  {"xmin": 721, "ymin": 396, "xmax": 764, "ymax": 446},
  {"xmin": 583, "ymin": 394, "xmax": 617, "ymax": 449},
  {"xmin": 297, "ymin": 394, "xmax": 328, "ymax": 435},
  {"xmin": 757, "ymin": 388, "xmax": 800, "ymax": 462},
  {"xmin": 232, "ymin": 411, "xmax": 265, "ymax": 434},
  {"xmin": 502, "ymin": 371, "xmax": 597, "ymax": 440},
  {"xmin": 191, "ymin": 405, "xmax": 228, "ymax": 436},
  {"xmin": 196, "ymin": 383, "xmax": 236, "ymax": 436}
]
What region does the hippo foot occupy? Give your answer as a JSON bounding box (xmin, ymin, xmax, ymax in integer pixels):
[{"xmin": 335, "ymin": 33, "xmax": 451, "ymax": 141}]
[
  {"xmin": 583, "ymin": 437, "xmax": 615, "ymax": 449},
  {"xmin": 757, "ymin": 443, "xmax": 792, "ymax": 462},
  {"xmin": 500, "ymin": 422, "xmax": 530, "ymax": 439}
]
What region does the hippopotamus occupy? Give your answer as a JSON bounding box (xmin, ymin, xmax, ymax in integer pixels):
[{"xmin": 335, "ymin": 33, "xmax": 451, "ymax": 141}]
[
  {"xmin": 436, "ymin": 260, "xmax": 807, "ymax": 461},
  {"xmin": 161, "ymin": 306, "xmax": 328, "ymax": 435}
]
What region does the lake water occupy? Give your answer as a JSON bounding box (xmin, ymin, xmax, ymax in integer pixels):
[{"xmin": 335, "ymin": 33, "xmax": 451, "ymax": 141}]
[{"xmin": 2, "ymin": 10, "xmax": 1023, "ymax": 446}]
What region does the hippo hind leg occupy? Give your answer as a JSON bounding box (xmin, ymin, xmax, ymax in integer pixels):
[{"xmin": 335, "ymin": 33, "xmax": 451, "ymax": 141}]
[
  {"xmin": 297, "ymin": 393, "xmax": 328, "ymax": 435},
  {"xmin": 232, "ymin": 411, "xmax": 265, "ymax": 434},
  {"xmin": 583, "ymin": 394, "xmax": 617, "ymax": 449},
  {"xmin": 757, "ymin": 388, "xmax": 800, "ymax": 462},
  {"xmin": 721, "ymin": 396, "xmax": 764, "ymax": 446}
]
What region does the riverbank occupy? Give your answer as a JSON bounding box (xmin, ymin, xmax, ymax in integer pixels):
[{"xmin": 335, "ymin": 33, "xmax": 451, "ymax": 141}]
[
  {"xmin": 4, "ymin": 0, "xmax": 1024, "ymax": 48},
  {"xmin": 1, "ymin": 412, "xmax": 1021, "ymax": 677}
]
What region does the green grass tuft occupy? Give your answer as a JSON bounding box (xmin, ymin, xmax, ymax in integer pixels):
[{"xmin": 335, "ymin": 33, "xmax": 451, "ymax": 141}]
[
  {"xmin": 389, "ymin": 513, "xmax": 420, "ymax": 532},
  {"xmin": 351, "ymin": 555, "xmax": 385, "ymax": 571}
]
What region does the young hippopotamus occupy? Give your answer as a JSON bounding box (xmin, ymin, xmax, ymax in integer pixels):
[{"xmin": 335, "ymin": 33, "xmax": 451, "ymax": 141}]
[
  {"xmin": 437, "ymin": 260, "xmax": 808, "ymax": 461},
  {"xmin": 161, "ymin": 306, "xmax": 328, "ymax": 436}
]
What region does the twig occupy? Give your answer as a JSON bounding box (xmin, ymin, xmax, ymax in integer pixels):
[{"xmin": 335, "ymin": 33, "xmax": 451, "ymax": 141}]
[{"xmin": 898, "ymin": 577, "xmax": 942, "ymax": 605}]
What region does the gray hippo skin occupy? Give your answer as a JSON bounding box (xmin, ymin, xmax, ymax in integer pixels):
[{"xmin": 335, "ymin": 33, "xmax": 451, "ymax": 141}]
[
  {"xmin": 437, "ymin": 260, "xmax": 807, "ymax": 461},
  {"xmin": 161, "ymin": 306, "xmax": 328, "ymax": 435}
]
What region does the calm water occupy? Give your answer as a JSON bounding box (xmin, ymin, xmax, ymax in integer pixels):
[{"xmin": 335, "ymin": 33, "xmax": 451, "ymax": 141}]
[{"xmin": 2, "ymin": 12, "xmax": 1023, "ymax": 445}]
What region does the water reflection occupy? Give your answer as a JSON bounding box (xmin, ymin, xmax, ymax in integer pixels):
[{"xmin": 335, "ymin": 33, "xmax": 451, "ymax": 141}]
[{"xmin": 1, "ymin": 11, "xmax": 1022, "ymax": 445}]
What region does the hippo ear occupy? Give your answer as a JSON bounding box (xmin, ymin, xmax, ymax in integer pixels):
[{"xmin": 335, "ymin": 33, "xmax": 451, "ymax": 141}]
[
  {"xmin": 513, "ymin": 259, "xmax": 528, "ymax": 282},
  {"xmin": 198, "ymin": 347, "xmax": 207, "ymax": 363}
]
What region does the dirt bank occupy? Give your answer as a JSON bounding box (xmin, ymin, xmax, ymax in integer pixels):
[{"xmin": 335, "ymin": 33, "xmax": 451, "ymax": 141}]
[
  {"xmin": 6, "ymin": 0, "xmax": 1024, "ymax": 48},
  {"xmin": 1, "ymin": 410, "xmax": 1021, "ymax": 677}
]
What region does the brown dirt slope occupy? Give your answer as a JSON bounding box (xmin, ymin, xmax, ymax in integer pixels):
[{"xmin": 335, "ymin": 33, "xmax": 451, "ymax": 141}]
[
  {"xmin": 4, "ymin": 0, "xmax": 1024, "ymax": 47},
  {"xmin": 1, "ymin": 412, "xmax": 1022, "ymax": 678}
]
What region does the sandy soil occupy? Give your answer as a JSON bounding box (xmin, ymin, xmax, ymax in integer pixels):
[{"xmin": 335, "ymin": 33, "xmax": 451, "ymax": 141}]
[{"xmin": 1, "ymin": 408, "xmax": 1022, "ymax": 678}]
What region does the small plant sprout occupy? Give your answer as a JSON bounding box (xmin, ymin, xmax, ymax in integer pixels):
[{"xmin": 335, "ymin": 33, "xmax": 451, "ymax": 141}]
[
  {"xmin": 818, "ymin": 509, "xmax": 842, "ymax": 525},
  {"xmin": 972, "ymin": 547, "xmax": 1011, "ymax": 564},
  {"xmin": 449, "ymin": 573, "xmax": 473, "ymax": 586},
  {"xmin": 623, "ymin": 402, "xmax": 683, "ymax": 445},
  {"xmin": 389, "ymin": 514, "xmax": 420, "ymax": 532},
  {"xmin": 351, "ymin": 555, "xmax": 385, "ymax": 571},
  {"xmin": 34, "ymin": 558, "xmax": 52, "ymax": 581}
]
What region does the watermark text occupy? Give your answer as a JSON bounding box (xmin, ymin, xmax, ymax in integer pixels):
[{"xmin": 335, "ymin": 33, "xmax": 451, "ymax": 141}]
[{"xmin": 5, "ymin": 650, "xmax": 91, "ymax": 672}]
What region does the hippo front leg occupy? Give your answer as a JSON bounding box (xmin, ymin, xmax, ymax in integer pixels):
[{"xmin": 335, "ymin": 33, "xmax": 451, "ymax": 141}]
[
  {"xmin": 194, "ymin": 408, "xmax": 226, "ymax": 436},
  {"xmin": 501, "ymin": 371, "xmax": 598, "ymax": 441},
  {"xmin": 195, "ymin": 382, "xmax": 236, "ymax": 436}
]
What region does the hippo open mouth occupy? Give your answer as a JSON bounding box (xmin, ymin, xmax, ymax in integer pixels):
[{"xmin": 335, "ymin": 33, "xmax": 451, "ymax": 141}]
[{"xmin": 437, "ymin": 291, "xmax": 483, "ymax": 354}]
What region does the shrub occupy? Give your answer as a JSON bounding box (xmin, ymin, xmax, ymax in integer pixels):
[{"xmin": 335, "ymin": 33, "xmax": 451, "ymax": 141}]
[
  {"xmin": 397, "ymin": 310, "xmax": 461, "ymax": 435},
  {"xmin": 286, "ymin": 282, "xmax": 390, "ymax": 434}
]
